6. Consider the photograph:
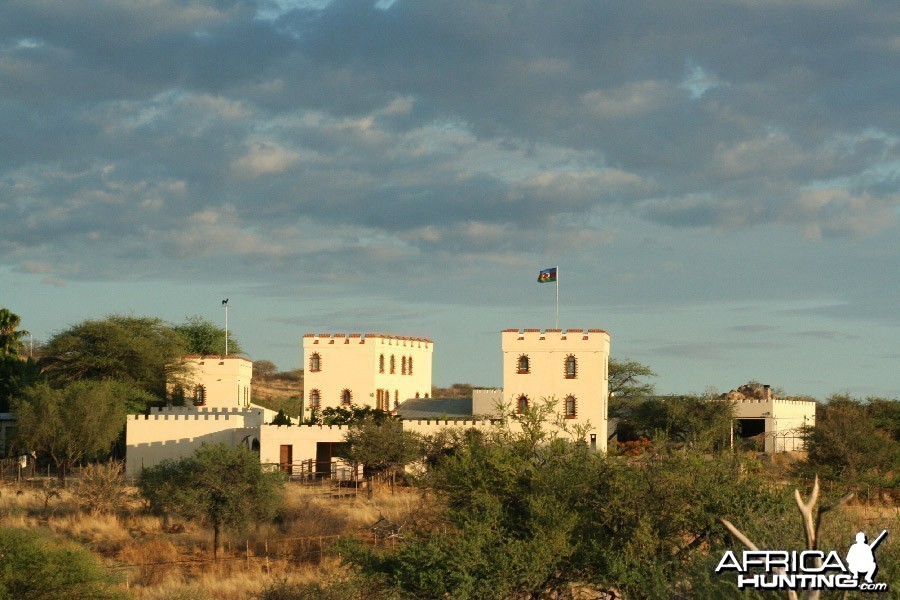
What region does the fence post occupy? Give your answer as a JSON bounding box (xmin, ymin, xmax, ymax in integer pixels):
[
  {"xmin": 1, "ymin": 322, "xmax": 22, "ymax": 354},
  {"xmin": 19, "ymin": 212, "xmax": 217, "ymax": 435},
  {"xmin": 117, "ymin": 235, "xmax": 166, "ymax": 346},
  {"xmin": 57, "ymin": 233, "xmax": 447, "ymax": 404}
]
[{"xmin": 246, "ymin": 540, "xmax": 250, "ymax": 569}]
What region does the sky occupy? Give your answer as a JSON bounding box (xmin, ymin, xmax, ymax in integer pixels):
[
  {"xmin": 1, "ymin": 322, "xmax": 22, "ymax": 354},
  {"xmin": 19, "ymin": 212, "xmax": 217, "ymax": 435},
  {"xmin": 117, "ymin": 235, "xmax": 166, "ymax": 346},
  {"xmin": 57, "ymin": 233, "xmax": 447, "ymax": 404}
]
[{"xmin": 2, "ymin": 0, "xmax": 899, "ymax": 400}]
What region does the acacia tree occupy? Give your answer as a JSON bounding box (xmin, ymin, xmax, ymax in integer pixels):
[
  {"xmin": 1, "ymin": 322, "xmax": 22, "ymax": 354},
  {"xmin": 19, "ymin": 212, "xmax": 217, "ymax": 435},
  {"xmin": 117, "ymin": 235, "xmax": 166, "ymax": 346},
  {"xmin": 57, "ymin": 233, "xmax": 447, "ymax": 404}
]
[
  {"xmin": 173, "ymin": 315, "xmax": 243, "ymax": 356},
  {"xmin": 138, "ymin": 443, "xmax": 284, "ymax": 558},
  {"xmin": 608, "ymin": 358, "xmax": 656, "ymax": 398},
  {"xmin": 13, "ymin": 381, "xmax": 132, "ymax": 482},
  {"xmin": 40, "ymin": 315, "xmax": 187, "ymax": 399}
]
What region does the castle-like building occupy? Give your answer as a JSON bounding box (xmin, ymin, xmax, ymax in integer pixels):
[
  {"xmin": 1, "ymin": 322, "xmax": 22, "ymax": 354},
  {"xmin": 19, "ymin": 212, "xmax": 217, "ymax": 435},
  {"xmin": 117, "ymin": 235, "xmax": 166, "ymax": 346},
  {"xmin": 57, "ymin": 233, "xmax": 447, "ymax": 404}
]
[
  {"xmin": 125, "ymin": 327, "xmax": 812, "ymax": 476},
  {"xmin": 126, "ymin": 328, "xmax": 610, "ymax": 476}
]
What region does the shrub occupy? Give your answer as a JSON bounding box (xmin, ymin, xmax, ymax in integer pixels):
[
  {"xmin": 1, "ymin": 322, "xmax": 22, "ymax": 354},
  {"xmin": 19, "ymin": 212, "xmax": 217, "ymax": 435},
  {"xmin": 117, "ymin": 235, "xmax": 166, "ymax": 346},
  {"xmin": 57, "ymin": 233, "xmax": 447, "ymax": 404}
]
[
  {"xmin": 73, "ymin": 461, "xmax": 129, "ymax": 515},
  {"xmin": 0, "ymin": 527, "xmax": 122, "ymax": 599}
]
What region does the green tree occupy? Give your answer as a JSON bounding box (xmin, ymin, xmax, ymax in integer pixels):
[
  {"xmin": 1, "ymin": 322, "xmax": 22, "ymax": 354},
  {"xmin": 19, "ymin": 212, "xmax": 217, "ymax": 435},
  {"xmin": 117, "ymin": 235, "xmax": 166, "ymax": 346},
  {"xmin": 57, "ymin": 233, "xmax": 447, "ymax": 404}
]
[
  {"xmin": 137, "ymin": 443, "xmax": 284, "ymax": 558},
  {"xmin": 40, "ymin": 315, "xmax": 186, "ymax": 399},
  {"xmin": 613, "ymin": 395, "xmax": 733, "ymax": 452},
  {"xmin": 608, "ymin": 358, "xmax": 656, "ymax": 399},
  {"xmin": 342, "ymin": 417, "xmax": 421, "ymax": 487},
  {"xmin": 802, "ymin": 394, "xmax": 899, "ymax": 483},
  {"xmin": 13, "ymin": 381, "xmax": 133, "ymax": 482},
  {"xmin": 270, "ymin": 409, "xmax": 292, "ymax": 426},
  {"xmin": 173, "ymin": 315, "xmax": 243, "ymax": 356},
  {"xmin": 0, "ymin": 527, "xmax": 122, "ymax": 600}
]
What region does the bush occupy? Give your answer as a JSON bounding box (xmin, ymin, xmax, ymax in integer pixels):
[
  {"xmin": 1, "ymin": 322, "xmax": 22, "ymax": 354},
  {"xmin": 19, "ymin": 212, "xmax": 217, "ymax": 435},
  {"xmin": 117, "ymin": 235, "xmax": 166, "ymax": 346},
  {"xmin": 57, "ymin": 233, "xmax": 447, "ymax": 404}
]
[
  {"xmin": 0, "ymin": 527, "xmax": 122, "ymax": 599},
  {"xmin": 73, "ymin": 461, "xmax": 129, "ymax": 515}
]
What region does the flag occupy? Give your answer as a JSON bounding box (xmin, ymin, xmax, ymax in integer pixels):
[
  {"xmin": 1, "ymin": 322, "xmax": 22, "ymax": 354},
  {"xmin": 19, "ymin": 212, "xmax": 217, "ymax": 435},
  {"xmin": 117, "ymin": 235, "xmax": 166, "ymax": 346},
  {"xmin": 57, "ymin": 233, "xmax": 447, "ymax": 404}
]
[{"xmin": 537, "ymin": 267, "xmax": 557, "ymax": 283}]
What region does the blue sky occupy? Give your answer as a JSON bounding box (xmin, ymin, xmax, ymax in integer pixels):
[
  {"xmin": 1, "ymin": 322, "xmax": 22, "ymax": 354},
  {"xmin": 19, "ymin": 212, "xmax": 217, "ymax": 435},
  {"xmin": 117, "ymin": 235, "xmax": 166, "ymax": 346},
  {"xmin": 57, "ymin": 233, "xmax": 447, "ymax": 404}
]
[{"xmin": 2, "ymin": 0, "xmax": 899, "ymax": 399}]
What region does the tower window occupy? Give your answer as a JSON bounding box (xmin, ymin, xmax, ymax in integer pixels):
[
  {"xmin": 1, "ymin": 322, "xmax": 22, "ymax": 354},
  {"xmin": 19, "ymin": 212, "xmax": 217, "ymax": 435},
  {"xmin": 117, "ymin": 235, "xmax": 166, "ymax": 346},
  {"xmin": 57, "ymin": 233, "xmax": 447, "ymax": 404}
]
[
  {"xmin": 517, "ymin": 395, "xmax": 529, "ymax": 413},
  {"xmin": 310, "ymin": 353, "xmax": 321, "ymax": 372},
  {"xmin": 379, "ymin": 354, "xmax": 385, "ymax": 373},
  {"xmin": 517, "ymin": 355, "xmax": 530, "ymax": 374},
  {"xmin": 341, "ymin": 389, "xmax": 352, "ymax": 406},
  {"xmin": 565, "ymin": 395, "xmax": 577, "ymax": 419},
  {"xmin": 565, "ymin": 355, "xmax": 577, "ymax": 379},
  {"xmin": 408, "ymin": 356, "xmax": 413, "ymax": 375},
  {"xmin": 390, "ymin": 355, "xmax": 396, "ymax": 374},
  {"xmin": 401, "ymin": 356, "xmax": 407, "ymax": 375},
  {"xmin": 309, "ymin": 389, "xmax": 321, "ymax": 409}
]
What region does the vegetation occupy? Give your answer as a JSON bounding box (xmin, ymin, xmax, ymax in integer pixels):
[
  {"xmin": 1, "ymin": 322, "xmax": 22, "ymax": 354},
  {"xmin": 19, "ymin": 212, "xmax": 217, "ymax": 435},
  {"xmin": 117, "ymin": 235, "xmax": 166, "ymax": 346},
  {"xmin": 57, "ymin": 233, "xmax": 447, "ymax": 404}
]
[
  {"xmin": 0, "ymin": 308, "xmax": 38, "ymax": 412},
  {"xmin": 39, "ymin": 315, "xmax": 187, "ymax": 399},
  {"xmin": 342, "ymin": 418, "xmax": 421, "ymax": 486},
  {"xmin": 173, "ymin": 315, "xmax": 243, "ymax": 356},
  {"xmin": 138, "ymin": 443, "xmax": 285, "ymax": 558},
  {"xmin": 0, "ymin": 527, "xmax": 122, "ymax": 600},
  {"xmin": 608, "ymin": 357, "xmax": 657, "ymax": 398},
  {"xmin": 341, "ymin": 425, "xmax": 796, "ymax": 598},
  {"xmin": 801, "ymin": 394, "xmax": 900, "ymax": 486},
  {"xmin": 613, "ymin": 394, "xmax": 734, "ymax": 452},
  {"xmin": 13, "ymin": 381, "xmax": 133, "ymax": 482}
]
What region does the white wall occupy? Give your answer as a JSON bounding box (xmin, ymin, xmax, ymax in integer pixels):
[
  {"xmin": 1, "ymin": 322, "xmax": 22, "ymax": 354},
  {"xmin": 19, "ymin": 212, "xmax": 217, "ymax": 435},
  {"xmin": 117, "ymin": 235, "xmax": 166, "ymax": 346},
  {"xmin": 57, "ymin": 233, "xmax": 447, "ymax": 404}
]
[{"xmin": 125, "ymin": 406, "xmax": 265, "ymax": 476}]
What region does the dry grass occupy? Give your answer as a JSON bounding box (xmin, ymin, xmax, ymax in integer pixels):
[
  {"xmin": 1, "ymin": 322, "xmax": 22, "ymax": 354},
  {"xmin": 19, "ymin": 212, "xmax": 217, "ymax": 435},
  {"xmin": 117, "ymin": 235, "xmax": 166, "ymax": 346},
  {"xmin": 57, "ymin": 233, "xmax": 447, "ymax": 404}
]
[{"xmin": 0, "ymin": 479, "xmax": 424, "ymax": 599}]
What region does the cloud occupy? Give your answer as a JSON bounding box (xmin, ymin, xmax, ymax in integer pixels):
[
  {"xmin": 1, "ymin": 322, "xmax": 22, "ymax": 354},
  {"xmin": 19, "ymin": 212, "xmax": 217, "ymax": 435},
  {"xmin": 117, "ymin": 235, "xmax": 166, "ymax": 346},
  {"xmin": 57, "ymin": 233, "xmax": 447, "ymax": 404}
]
[{"xmin": 2, "ymin": 0, "xmax": 900, "ymax": 294}]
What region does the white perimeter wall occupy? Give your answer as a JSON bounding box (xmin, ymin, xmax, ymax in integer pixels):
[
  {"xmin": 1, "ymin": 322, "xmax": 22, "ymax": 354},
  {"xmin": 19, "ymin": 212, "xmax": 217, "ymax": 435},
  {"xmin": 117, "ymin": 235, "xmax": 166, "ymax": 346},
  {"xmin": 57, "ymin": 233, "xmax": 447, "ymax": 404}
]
[{"xmin": 126, "ymin": 406, "xmax": 266, "ymax": 476}]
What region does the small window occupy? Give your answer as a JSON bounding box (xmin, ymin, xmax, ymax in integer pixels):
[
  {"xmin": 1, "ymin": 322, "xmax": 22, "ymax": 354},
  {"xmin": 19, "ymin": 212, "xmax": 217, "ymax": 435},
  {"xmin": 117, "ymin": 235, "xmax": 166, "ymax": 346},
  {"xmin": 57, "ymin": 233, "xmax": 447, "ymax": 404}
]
[
  {"xmin": 390, "ymin": 355, "xmax": 396, "ymax": 374},
  {"xmin": 401, "ymin": 356, "xmax": 407, "ymax": 375},
  {"xmin": 341, "ymin": 389, "xmax": 352, "ymax": 406},
  {"xmin": 193, "ymin": 385, "xmax": 206, "ymax": 406},
  {"xmin": 408, "ymin": 356, "xmax": 413, "ymax": 375},
  {"xmin": 379, "ymin": 354, "xmax": 385, "ymax": 373},
  {"xmin": 310, "ymin": 352, "xmax": 321, "ymax": 372},
  {"xmin": 517, "ymin": 395, "xmax": 529, "ymax": 413},
  {"xmin": 565, "ymin": 395, "xmax": 577, "ymax": 419},
  {"xmin": 309, "ymin": 389, "xmax": 321, "ymax": 409},
  {"xmin": 565, "ymin": 355, "xmax": 577, "ymax": 379},
  {"xmin": 517, "ymin": 355, "xmax": 530, "ymax": 374}
]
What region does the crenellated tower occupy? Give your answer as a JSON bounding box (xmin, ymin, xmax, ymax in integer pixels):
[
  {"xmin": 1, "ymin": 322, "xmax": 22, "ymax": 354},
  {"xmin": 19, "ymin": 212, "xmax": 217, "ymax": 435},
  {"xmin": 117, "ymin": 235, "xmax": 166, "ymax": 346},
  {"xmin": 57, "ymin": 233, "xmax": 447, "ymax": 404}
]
[{"xmin": 501, "ymin": 328, "xmax": 610, "ymax": 450}]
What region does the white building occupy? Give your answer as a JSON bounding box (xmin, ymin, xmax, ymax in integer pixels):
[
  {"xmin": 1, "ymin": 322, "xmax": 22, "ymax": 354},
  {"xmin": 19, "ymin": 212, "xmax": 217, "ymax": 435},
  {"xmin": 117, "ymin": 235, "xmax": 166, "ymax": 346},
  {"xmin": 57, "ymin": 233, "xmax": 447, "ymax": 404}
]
[
  {"xmin": 302, "ymin": 334, "xmax": 433, "ymax": 414},
  {"xmin": 127, "ymin": 327, "xmax": 611, "ymax": 475}
]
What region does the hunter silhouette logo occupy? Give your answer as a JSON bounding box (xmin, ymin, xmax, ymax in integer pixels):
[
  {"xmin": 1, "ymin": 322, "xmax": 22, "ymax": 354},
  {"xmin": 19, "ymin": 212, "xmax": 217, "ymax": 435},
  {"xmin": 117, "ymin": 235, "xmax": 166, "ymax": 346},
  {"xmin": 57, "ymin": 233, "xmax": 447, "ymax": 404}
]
[
  {"xmin": 846, "ymin": 530, "xmax": 887, "ymax": 584},
  {"xmin": 715, "ymin": 530, "xmax": 889, "ymax": 592}
]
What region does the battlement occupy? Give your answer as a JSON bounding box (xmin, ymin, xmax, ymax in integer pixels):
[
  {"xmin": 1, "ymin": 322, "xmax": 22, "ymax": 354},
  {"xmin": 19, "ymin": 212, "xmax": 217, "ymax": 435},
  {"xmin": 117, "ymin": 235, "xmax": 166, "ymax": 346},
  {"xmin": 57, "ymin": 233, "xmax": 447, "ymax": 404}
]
[
  {"xmin": 303, "ymin": 333, "xmax": 433, "ymax": 348},
  {"xmin": 731, "ymin": 398, "xmax": 816, "ymax": 406},
  {"xmin": 502, "ymin": 328, "xmax": 610, "ymax": 346},
  {"xmin": 128, "ymin": 411, "xmax": 255, "ymax": 422},
  {"xmin": 182, "ymin": 355, "xmax": 252, "ymax": 363}
]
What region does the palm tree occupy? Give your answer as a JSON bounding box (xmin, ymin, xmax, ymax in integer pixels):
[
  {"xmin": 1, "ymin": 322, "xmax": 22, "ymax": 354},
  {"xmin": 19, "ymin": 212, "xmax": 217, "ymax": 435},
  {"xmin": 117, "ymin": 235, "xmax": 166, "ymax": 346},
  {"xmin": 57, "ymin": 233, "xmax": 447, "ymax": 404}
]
[{"xmin": 0, "ymin": 308, "xmax": 28, "ymax": 357}]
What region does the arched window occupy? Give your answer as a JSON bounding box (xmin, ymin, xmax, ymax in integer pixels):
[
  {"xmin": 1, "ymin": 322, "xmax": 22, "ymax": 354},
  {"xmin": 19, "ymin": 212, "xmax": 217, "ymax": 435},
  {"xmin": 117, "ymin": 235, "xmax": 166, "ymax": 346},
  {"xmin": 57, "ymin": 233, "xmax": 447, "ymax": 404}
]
[
  {"xmin": 565, "ymin": 395, "xmax": 577, "ymax": 419},
  {"xmin": 379, "ymin": 354, "xmax": 385, "ymax": 373},
  {"xmin": 408, "ymin": 356, "xmax": 413, "ymax": 375},
  {"xmin": 341, "ymin": 389, "xmax": 352, "ymax": 406},
  {"xmin": 401, "ymin": 356, "xmax": 407, "ymax": 375},
  {"xmin": 309, "ymin": 352, "xmax": 321, "ymax": 372},
  {"xmin": 565, "ymin": 355, "xmax": 577, "ymax": 379},
  {"xmin": 517, "ymin": 355, "xmax": 530, "ymax": 374},
  {"xmin": 390, "ymin": 355, "xmax": 396, "ymax": 374},
  {"xmin": 193, "ymin": 385, "xmax": 206, "ymax": 406},
  {"xmin": 309, "ymin": 389, "xmax": 320, "ymax": 409},
  {"xmin": 517, "ymin": 395, "xmax": 529, "ymax": 413}
]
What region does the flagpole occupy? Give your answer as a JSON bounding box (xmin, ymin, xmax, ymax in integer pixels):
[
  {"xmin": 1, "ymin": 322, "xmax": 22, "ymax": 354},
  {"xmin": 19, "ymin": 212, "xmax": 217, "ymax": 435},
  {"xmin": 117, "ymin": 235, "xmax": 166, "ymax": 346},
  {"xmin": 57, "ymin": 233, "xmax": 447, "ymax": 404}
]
[{"xmin": 555, "ymin": 265, "xmax": 559, "ymax": 329}]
